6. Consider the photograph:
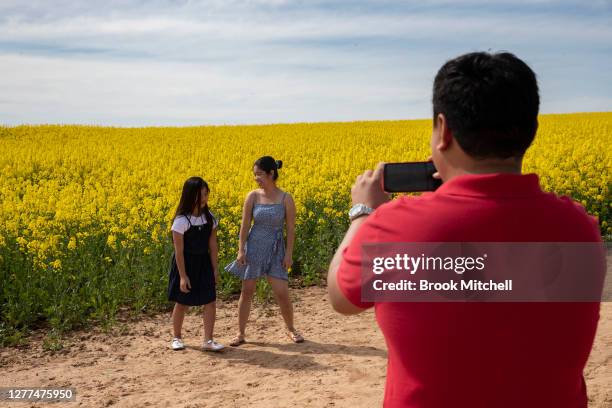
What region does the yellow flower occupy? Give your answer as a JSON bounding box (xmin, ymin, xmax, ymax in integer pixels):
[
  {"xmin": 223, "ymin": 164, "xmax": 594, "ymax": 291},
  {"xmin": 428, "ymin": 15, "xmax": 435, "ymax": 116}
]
[
  {"xmin": 0, "ymin": 112, "xmax": 609, "ymax": 282},
  {"xmin": 106, "ymin": 234, "xmax": 117, "ymax": 249},
  {"xmin": 16, "ymin": 236, "xmax": 28, "ymax": 250}
]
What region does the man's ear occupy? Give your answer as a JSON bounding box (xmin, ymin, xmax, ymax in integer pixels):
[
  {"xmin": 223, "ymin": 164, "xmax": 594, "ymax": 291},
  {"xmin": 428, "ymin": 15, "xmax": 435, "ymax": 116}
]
[{"xmin": 435, "ymin": 113, "xmax": 452, "ymax": 151}]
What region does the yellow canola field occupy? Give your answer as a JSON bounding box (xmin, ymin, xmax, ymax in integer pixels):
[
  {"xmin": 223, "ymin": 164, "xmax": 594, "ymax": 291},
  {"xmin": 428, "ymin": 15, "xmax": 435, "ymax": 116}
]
[{"xmin": 0, "ymin": 113, "xmax": 610, "ymax": 344}]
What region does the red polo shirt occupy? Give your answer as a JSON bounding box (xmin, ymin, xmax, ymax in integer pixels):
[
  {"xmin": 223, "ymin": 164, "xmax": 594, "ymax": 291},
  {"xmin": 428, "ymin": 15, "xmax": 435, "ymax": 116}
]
[{"xmin": 337, "ymin": 173, "xmax": 602, "ymax": 408}]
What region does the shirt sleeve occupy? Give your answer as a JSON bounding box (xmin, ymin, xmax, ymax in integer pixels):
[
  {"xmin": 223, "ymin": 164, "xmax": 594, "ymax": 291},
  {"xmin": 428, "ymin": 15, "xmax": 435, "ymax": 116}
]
[
  {"xmin": 571, "ymin": 200, "xmax": 602, "ymax": 236},
  {"xmin": 171, "ymin": 216, "xmax": 189, "ymax": 235},
  {"xmin": 336, "ymin": 212, "xmax": 381, "ymax": 310},
  {"xmin": 559, "ymin": 196, "xmax": 603, "ymax": 240}
]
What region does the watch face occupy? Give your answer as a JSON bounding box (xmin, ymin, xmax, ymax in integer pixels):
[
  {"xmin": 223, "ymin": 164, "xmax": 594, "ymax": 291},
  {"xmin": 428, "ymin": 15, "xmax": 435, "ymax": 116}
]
[{"xmin": 349, "ymin": 204, "xmax": 364, "ymax": 217}]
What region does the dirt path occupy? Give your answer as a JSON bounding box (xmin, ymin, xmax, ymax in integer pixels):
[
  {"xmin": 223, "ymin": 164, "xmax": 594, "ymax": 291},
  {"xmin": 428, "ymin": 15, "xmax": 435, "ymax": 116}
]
[{"xmin": 1, "ymin": 286, "xmax": 610, "ymax": 407}]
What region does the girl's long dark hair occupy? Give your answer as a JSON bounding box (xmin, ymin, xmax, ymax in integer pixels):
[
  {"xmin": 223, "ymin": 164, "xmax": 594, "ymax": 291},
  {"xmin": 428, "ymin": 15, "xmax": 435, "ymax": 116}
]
[{"xmin": 173, "ymin": 176, "xmax": 213, "ymax": 227}]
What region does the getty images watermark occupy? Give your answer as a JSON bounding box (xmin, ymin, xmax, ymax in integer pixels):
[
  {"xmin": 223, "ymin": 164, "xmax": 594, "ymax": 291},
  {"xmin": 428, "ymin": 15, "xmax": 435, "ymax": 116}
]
[{"xmin": 361, "ymin": 242, "xmax": 610, "ymax": 302}]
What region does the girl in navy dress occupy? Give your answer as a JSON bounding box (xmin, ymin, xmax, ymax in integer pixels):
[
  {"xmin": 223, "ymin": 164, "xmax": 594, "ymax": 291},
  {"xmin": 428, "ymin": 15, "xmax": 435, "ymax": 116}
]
[
  {"xmin": 225, "ymin": 156, "xmax": 304, "ymax": 346},
  {"xmin": 168, "ymin": 177, "xmax": 224, "ymax": 351}
]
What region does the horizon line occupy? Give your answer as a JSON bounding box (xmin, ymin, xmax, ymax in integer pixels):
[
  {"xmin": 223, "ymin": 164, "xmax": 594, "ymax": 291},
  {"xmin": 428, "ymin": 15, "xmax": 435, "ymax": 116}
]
[{"xmin": 1, "ymin": 111, "xmax": 610, "ymax": 130}]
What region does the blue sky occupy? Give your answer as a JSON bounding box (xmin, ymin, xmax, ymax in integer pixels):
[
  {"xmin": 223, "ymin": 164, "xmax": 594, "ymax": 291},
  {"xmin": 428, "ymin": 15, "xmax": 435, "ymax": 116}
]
[{"xmin": 1, "ymin": 0, "xmax": 611, "ymax": 126}]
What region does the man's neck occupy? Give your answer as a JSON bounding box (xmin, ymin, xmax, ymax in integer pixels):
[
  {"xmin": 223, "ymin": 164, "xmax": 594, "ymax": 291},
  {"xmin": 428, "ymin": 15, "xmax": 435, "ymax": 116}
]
[{"xmin": 452, "ymin": 156, "xmax": 523, "ymax": 178}]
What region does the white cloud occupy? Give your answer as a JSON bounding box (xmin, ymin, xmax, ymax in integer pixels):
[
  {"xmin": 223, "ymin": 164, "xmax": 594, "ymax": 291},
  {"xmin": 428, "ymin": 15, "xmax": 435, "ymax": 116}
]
[
  {"xmin": 0, "ymin": 0, "xmax": 610, "ymax": 125},
  {"xmin": 0, "ymin": 53, "xmax": 429, "ymax": 125},
  {"xmin": 2, "ymin": 11, "xmax": 611, "ymax": 44}
]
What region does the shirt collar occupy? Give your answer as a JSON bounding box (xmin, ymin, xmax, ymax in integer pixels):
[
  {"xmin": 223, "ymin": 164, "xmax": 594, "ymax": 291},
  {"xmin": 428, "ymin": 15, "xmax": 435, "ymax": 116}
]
[{"xmin": 435, "ymin": 172, "xmax": 544, "ymax": 198}]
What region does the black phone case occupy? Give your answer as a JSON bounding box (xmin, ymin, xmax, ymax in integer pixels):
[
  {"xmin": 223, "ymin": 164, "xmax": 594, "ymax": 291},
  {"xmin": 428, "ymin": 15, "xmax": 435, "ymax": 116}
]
[{"xmin": 383, "ymin": 162, "xmax": 442, "ymax": 193}]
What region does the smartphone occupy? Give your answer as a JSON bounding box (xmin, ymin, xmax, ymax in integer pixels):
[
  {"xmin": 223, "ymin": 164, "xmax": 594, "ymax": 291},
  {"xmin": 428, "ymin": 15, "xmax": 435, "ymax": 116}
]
[{"xmin": 383, "ymin": 161, "xmax": 442, "ymax": 192}]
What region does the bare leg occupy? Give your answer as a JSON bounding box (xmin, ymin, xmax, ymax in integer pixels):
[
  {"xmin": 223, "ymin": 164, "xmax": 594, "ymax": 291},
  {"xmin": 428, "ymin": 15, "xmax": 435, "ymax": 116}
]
[
  {"xmin": 172, "ymin": 303, "xmax": 189, "ymax": 338},
  {"xmin": 202, "ymin": 301, "xmax": 216, "ymax": 342},
  {"xmin": 237, "ymin": 279, "xmax": 257, "ymax": 338},
  {"xmin": 266, "ymin": 276, "xmax": 295, "ymax": 332}
]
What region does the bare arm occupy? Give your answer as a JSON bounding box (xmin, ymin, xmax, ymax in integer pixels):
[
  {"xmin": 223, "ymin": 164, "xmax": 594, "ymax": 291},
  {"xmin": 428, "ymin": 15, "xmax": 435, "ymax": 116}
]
[
  {"xmin": 172, "ymin": 231, "xmax": 187, "ymax": 278},
  {"xmin": 209, "ymin": 227, "xmax": 219, "ymax": 278},
  {"xmin": 237, "ymin": 191, "xmax": 254, "ymax": 263},
  {"xmin": 327, "ymin": 162, "xmax": 388, "ymax": 315},
  {"xmin": 172, "ymin": 230, "xmax": 191, "ymax": 293},
  {"xmin": 284, "ymin": 193, "xmax": 296, "ymax": 259},
  {"xmin": 327, "ymin": 216, "xmax": 369, "ymax": 315}
]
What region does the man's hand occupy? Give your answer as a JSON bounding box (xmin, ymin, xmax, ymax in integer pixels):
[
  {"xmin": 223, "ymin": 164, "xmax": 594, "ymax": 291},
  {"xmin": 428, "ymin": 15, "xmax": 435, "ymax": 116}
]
[{"xmin": 351, "ymin": 162, "xmax": 390, "ymax": 208}]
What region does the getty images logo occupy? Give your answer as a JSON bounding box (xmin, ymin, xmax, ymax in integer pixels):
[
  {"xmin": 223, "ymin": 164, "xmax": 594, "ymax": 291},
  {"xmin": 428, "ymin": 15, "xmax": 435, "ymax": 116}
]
[{"xmin": 372, "ymin": 253, "xmax": 488, "ymax": 275}]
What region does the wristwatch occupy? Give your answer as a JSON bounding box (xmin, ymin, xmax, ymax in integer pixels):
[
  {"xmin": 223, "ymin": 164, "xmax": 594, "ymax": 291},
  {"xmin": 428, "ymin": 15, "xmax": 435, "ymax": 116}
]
[{"xmin": 348, "ymin": 203, "xmax": 374, "ymax": 221}]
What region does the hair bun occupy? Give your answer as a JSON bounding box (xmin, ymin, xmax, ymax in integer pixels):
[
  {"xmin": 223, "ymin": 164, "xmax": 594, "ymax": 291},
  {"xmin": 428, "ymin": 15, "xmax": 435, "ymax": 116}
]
[{"xmin": 276, "ymin": 160, "xmax": 283, "ymax": 169}]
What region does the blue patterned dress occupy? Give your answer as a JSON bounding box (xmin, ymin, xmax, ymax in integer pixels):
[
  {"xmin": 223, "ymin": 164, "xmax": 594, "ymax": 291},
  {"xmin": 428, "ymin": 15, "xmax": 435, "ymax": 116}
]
[{"xmin": 225, "ymin": 193, "xmax": 288, "ymax": 281}]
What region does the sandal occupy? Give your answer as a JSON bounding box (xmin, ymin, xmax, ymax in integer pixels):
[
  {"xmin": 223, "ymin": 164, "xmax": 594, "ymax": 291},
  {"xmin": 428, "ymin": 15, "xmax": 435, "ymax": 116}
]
[
  {"xmin": 229, "ymin": 335, "xmax": 246, "ymax": 347},
  {"xmin": 287, "ymin": 330, "xmax": 304, "ymax": 343}
]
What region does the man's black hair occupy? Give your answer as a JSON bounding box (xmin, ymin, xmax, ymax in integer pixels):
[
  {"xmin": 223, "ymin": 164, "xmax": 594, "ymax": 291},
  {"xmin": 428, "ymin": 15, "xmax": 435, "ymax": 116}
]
[{"xmin": 433, "ymin": 51, "xmax": 540, "ymax": 159}]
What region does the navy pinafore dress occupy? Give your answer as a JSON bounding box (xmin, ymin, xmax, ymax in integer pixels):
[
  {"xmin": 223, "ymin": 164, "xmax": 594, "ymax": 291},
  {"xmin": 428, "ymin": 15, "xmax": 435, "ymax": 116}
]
[{"xmin": 167, "ymin": 215, "xmax": 216, "ymax": 306}]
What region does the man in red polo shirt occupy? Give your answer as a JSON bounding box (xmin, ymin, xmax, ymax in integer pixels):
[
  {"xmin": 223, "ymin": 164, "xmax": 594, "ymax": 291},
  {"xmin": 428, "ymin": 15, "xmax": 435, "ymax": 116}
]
[{"xmin": 327, "ymin": 52, "xmax": 603, "ymax": 407}]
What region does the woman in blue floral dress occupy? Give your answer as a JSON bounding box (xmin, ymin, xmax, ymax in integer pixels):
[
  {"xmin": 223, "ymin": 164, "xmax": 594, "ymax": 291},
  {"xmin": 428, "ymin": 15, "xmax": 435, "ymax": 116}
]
[{"xmin": 225, "ymin": 156, "xmax": 304, "ymax": 346}]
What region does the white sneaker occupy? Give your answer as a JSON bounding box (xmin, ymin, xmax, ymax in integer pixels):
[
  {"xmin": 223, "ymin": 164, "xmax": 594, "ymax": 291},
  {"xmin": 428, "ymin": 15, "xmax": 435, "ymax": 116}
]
[
  {"xmin": 203, "ymin": 339, "xmax": 225, "ymax": 352},
  {"xmin": 171, "ymin": 337, "xmax": 185, "ymax": 351}
]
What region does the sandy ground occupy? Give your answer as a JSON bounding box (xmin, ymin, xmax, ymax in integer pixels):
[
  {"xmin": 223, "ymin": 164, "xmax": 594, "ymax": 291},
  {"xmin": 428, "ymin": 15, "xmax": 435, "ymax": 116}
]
[{"xmin": 1, "ymin": 286, "xmax": 610, "ymax": 408}]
